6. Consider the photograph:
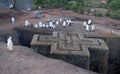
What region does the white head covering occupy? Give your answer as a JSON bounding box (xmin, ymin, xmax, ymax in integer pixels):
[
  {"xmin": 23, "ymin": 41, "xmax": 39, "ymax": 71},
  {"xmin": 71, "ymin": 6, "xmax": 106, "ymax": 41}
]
[{"xmin": 88, "ymin": 19, "xmax": 91, "ymax": 25}]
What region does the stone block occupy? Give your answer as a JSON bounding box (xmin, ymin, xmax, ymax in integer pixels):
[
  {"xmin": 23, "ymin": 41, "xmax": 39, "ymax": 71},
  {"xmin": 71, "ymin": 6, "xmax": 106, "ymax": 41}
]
[{"xmin": 31, "ymin": 31, "xmax": 109, "ymax": 73}]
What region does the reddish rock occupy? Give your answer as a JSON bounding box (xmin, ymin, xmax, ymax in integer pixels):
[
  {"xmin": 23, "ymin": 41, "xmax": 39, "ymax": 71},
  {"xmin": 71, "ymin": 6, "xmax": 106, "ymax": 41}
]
[{"xmin": 0, "ymin": 42, "xmax": 97, "ymax": 74}]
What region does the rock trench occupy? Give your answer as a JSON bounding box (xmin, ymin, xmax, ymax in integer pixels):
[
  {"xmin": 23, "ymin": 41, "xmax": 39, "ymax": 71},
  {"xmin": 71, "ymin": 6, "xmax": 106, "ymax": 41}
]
[{"xmin": 0, "ymin": 26, "xmax": 120, "ymax": 74}]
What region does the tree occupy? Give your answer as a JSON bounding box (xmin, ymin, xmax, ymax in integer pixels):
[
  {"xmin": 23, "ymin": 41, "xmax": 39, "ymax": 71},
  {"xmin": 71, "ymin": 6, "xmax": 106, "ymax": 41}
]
[
  {"xmin": 107, "ymin": 0, "xmax": 113, "ymax": 5},
  {"xmin": 32, "ymin": 0, "xmax": 85, "ymax": 14},
  {"xmin": 32, "ymin": 0, "xmax": 43, "ymax": 8},
  {"xmin": 108, "ymin": 0, "xmax": 120, "ymax": 20},
  {"xmin": 76, "ymin": 0, "xmax": 85, "ymax": 14},
  {"xmin": 32, "ymin": 0, "xmax": 69, "ymax": 8},
  {"xmin": 109, "ymin": 0, "xmax": 120, "ymax": 10}
]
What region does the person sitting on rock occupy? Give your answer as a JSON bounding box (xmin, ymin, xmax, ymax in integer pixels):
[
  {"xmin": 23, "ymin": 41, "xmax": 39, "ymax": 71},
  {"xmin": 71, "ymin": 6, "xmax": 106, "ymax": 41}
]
[{"xmin": 9, "ymin": 4, "xmax": 13, "ymax": 9}]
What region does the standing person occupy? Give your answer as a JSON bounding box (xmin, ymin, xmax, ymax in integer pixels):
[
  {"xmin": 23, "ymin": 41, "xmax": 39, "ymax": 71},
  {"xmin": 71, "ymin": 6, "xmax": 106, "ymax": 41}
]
[
  {"xmin": 11, "ymin": 16, "xmax": 15, "ymax": 24},
  {"xmin": 63, "ymin": 21, "xmax": 66, "ymax": 28},
  {"xmin": 25, "ymin": 20, "xmax": 30, "ymax": 26},
  {"xmin": 35, "ymin": 10, "xmax": 39, "ymax": 19},
  {"xmin": 91, "ymin": 24, "xmax": 95, "ymax": 31},
  {"xmin": 83, "ymin": 21, "xmax": 87, "ymax": 28},
  {"xmin": 88, "ymin": 19, "xmax": 92, "ymax": 25},
  {"xmin": 56, "ymin": 20, "xmax": 59, "ymax": 25},
  {"xmin": 7, "ymin": 36, "xmax": 14, "ymax": 51},
  {"xmin": 68, "ymin": 19, "xmax": 72, "ymax": 26},
  {"xmin": 86, "ymin": 24, "xmax": 89, "ymax": 31},
  {"xmin": 39, "ymin": 22, "xmax": 42, "ymax": 28},
  {"xmin": 60, "ymin": 18, "xmax": 62, "ymax": 23},
  {"xmin": 88, "ymin": 19, "xmax": 93, "ymax": 31}
]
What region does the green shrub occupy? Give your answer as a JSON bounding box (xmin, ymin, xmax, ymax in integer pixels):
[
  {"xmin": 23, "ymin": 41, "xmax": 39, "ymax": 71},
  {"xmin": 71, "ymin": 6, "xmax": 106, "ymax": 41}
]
[
  {"xmin": 94, "ymin": 12, "xmax": 103, "ymax": 17},
  {"xmin": 107, "ymin": 0, "xmax": 120, "ymax": 20},
  {"xmin": 109, "ymin": 0, "xmax": 120, "ymax": 11},
  {"xmin": 64, "ymin": 1, "xmax": 77, "ymax": 12},
  {"xmin": 105, "ymin": 10, "xmax": 110, "ymax": 16},
  {"xmin": 77, "ymin": 7, "xmax": 84, "ymax": 14},
  {"xmin": 110, "ymin": 10, "xmax": 120, "ymax": 20},
  {"xmin": 98, "ymin": 3, "xmax": 107, "ymax": 8}
]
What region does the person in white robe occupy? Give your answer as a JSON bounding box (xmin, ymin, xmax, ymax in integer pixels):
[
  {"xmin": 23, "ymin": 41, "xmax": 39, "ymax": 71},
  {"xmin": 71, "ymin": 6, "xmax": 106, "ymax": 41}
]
[
  {"xmin": 7, "ymin": 36, "xmax": 14, "ymax": 51},
  {"xmin": 60, "ymin": 18, "xmax": 62, "ymax": 22},
  {"xmin": 34, "ymin": 24, "xmax": 38, "ymax": 28},
  {"xmin": 25, "ymin": 20, "xmax": 30, "ymax": 26},
  {"xmin": 9, "ymin": 4, "xmax": 13, "ymax": 9},
  {"xmin": 56, "ymin": 21, "xmax": 59, "ymax": 25},
  {"xmin": 38, "ymin": 6, "xmax": 41, "ymax": 10},
  {"xmin": 63, "ymin": 21, "xmax": 66, "ymax": 28},
  {"xmin": 27, "ymin": 8, "xmax": 31, "ymax": 11},
  {"xmin": 49, "ymin": 21, "xmax": 53, "ymax": 28},
  {"xmin": 52, "ymin": 20, "xmax": 55, "ymax": 23},
  {"xmin": 12, "ymin": 17, "xmax": 15, "ymax": 24},
  {"xmin": 39, "ymin": 22, "xmax": 42, "ymax": 28},
  {"xmin": 88, "ymin": 19, "xmax": 92, "ymax": 25},
  {"xmin": 86, "ymin": 24, "xmax": 89, "ymax": 31},
  {"xmin": 83, "ymin": 21, "xmax": 87, "ymax": 28},
  {"xmin": 52, "ymin": 25, "xmax": 56, "ymax": 29},
  {"xmin": 42, "ymin": 24, "xmax": 45, "ymax": 28},
  {"xmin": 91, "ymin": 25, "xmax": 95, "ymax": 31},
  {"xmin": 46, "ymin": 24, "xmax": 49, "ymax": 28},
  {"xmin": 91, "ymin": 8, "xmax": 95, "ymax": 12},
  {"xmin": 68, "ymin": 19, "xmax": 72, "ymax": 26},
  {"xmin": 66, "ymin": 19, "xmax": 69, "ymax": 25}
]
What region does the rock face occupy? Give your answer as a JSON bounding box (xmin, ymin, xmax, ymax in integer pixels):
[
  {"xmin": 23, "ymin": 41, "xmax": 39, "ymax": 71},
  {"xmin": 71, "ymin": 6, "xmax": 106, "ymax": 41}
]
[
  {"xmin": 0, "ymin": 0, "xmax": 32, "ymax": 10},
  {"xmin": 0, "ymin": 42, "xmax": 97, "ymax": 74},
  {"xmin": 0, "ymin": 0, "xmax": 11, "ymax": 7},
  {"xmin": 0, "ymin": 29, "xmax": 20, "ymax": 45},
  {"xmin": 93, "ymin": 37, "xmax": 120, "ymax": 74},
  {"xmin": 15, "ymin": 26, "xmax": 53, "ymax": 47}
]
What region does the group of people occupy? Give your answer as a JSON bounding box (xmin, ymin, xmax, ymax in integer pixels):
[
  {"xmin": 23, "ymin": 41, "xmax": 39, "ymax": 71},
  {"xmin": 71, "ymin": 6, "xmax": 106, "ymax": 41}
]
[
  {"xmin": 83, "ymin": 19, "xmax": 95, "ymax": 31},
  {"xmin": 10, "ymin": 10, "xmax": 39, "ymax": 25},
  {"xmin": 11, "ymin": 16, "xmax": 95, "ymax": 32},
  {"xmin": 24, "ymin": 18, "xmax": 72, "ymax": 29}
]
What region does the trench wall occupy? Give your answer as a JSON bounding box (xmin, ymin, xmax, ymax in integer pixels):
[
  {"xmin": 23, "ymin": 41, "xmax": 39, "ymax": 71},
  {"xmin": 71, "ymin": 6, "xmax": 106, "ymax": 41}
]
[{"xmin": 86, "ymin": 36, "xmax": 120, "ymax": 74}]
